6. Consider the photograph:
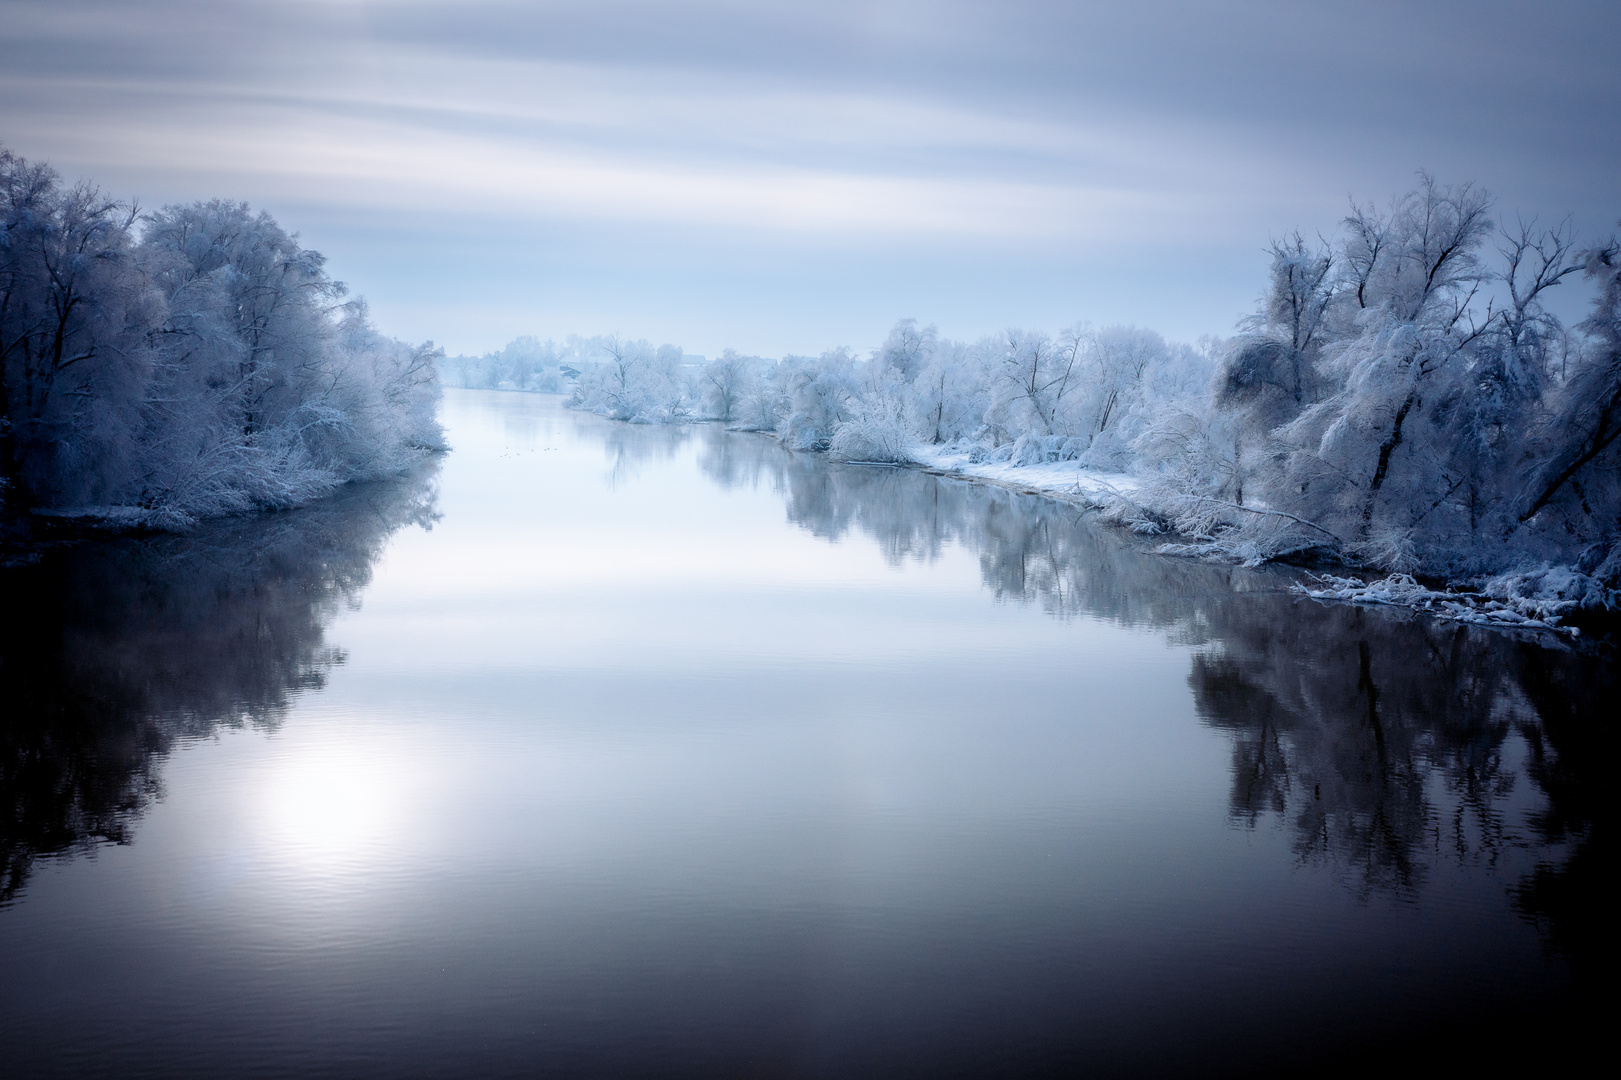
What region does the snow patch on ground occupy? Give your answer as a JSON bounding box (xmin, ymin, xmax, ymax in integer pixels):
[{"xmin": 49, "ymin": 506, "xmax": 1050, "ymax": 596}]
[{"xmin": 907, "ymin": 445, "xmax": 1137, "ymax": 504}]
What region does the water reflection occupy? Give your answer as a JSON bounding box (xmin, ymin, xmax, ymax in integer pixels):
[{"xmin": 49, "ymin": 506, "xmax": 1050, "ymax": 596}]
[
  {"xmin": 693, "ymin": 423, "xmax": 1611, "ymax": 975},
  {"xmin": 1197, "ymin": 609, "xmax": 1611, "ymax": 985},
  {"xmin": 0, "ymin": 463, "xmax": 440, "ymax": 904},
  {"xmin": 573, "ymin": 409, "xmax": 695, "ymax": 488},
  {"xmin": 696, "ymin": 424, "xmax": 1282, "ymax": 624}
]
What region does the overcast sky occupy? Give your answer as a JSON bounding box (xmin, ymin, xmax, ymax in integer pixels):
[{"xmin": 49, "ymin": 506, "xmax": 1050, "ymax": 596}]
[{"xmin": 2, "ymin": 0, "xmax": 1617, "ymax": 357}]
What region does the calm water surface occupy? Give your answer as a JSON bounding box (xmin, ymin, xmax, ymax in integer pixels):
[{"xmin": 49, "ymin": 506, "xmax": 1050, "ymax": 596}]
[{"xmin": 1, "ymin": 389, "xmax": 1610, "ymax": 1077}]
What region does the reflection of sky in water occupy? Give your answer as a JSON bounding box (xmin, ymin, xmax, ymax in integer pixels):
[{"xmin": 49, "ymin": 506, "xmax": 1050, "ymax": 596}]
[{"xmin": 0, "ymin": 390, "xmax": 1602, "ymax": 1077}]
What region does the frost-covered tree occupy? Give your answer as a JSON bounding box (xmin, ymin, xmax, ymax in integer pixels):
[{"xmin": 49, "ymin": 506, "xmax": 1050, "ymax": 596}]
[
  {"xmin": 1206, "ymin": 176, "xmax": 1501, "ymax": 564},
  {"xmin": 777, "ymin": 349, "xmax": 856, "ymax": 451},
  {"xmin": 876, "ymin": 318, "xmax": 936, "ymax": 383},
  {"xmin": 0, "ymin": 146, "xmax": 443, "ymax": 527},
  {"xmin": 1072, "ymin": 326, "xmax": 1186, "ymax": 467},
  {"xmin": 573, "ymin": 335, "xmax": 650, "ymax": 420},
  {"xmin": 908, "ymin": 336, "xmax": 991, "ymax": 445},
  {"xmin": 733, "ymin": 359, "xmax": 790, "ymax": 433},
  {"xmin": 0, "ymin": 149, "xmax": 149, "ymax": 509},
  {"xmin": 1514, "ymin": 234, "xmax": 1621, "ymax": 578},
  {"xmin": 1195, "ymin": 174, "xmax": 1615, "ymax": 586},
  {"xmin": 987, "ymin": 329, "xmax": 1077, "ymax": 440},
  {"xmin": 1302, "ymin": 179, "xmax": 1494, "ymax": 552},
  {"xmin": 701, "ymin": 350, "xmax": 753, "ymax": 422},
  {"xmin": 568, "ymin": 336, "xmax": 697, "ymax": 422},
  {"xmin": 488, "ymin": 336, "xmax": 564, "ymax": 391},
  {"xmin": 1217, "ymin": 235, "xmax": 1338, "ymax": 446}
]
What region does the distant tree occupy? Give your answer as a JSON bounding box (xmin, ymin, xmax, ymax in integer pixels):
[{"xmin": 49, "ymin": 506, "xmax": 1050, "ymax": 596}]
[
  {"xmin": 702, "ymin": 349, "xmax": 758, "ymax": 422},
  {"xmin": 568, "ymin": 335, "xmax": 696, "ymax": 422},
  {"xmin": 875, "ymin": 318, "xmax": 936, "ymax": 383}
]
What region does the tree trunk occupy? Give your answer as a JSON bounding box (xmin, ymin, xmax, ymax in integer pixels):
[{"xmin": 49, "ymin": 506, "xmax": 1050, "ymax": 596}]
[
  {"xmin": 1518, "ymin": 380, "xmax": 1621, "ymax": 524},
  {"xmin": 1361, "ymin": 389, "xmax": 1417, "ymax": 537}
]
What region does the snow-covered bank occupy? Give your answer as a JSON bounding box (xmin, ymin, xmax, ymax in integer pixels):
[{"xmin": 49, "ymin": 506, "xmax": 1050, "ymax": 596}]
[
  {"xmin": 892, "ymin": 449, "xmax": 1607, "ymax": 635},
  {"xmin": 906, "ymin": 444, "xmax": 1137, "ymax": 505}
]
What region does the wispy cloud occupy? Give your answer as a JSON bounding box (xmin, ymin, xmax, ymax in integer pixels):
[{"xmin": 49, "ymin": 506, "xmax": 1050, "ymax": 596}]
[
  {"xmin": 3, "ymin": 0, "xmax": 1616, "ymax": 355},
  {"xmin": 0, "ymin": 59, "xmax": 1247, "ymax": 241}
]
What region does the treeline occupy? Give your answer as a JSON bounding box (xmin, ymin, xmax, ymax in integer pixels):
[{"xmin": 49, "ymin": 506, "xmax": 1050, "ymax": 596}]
[
  {"xmin": 442, "ymin": 335, "xmax": 702, "ymax": 395},
  {"xmin": 550, "ymin": 176, "xmax": 1621, "ymax": 606},
  {"xmin": 0, "ymin": 146, "xmax": 444, "ymax": 530}
]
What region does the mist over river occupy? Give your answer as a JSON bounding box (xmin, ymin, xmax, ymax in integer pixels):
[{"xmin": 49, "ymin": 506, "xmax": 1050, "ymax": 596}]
[{"xmin": 1, "ymin": 389, "xmax": 1608, "ymax": 1078}]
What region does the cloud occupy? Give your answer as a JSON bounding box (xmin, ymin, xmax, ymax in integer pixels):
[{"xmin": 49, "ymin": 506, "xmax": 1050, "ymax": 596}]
[
  {"xmin": 2, "ymin": 0, "xmax": 1616, "ymax": 354},
  {"xmin": 0, "ymin": 55, "xmax": 1265, "ymax": 242}
]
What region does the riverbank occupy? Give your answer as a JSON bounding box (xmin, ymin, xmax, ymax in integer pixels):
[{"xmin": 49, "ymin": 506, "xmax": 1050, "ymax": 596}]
[
  {"xmin": 527, "ymin": 384, "xmax": 1613, "ymax": 638},
  {"xmin": 0, "ymin": 453, "xmax": 447, "ymax": 569},
  {"xmin": 894, "ymin": 445, "xmax": 1613, "ymax": 638},
  {"xmin": 445, "ymin": 389, "xmax": 1620, "ymax": 638},
  {"xmin": 756, "ymin": 428, "xmax": 1601, "ymax": 640}
]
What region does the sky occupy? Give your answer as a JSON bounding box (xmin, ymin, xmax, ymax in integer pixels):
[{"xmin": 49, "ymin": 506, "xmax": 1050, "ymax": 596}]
[{"xmin": 2, "ymin": 0, "xmax": 1617, "ymax": 359}]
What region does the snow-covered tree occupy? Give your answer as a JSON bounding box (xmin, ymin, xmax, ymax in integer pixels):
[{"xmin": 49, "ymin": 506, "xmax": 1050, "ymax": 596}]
[
  {"xmin": 988, "ymin": 329, "xmax": 1077, "ymax": 439},
  {"xmin": 875, "ymin": 318, "xmax": 936, "ymax": 383},
  {"xmin": 777, "ymin": 349, "xmax": 856, "ymax": 451},
  {"xmin": 700, "ymin": 350, "xmax": 752, "ymax": 422},
  {"xmin": 1514, "ymin": 234, "xmax": 1621, "ymax": 579},
  {"xmin": 568, "ymin": 336, "xmax": 697, "ymax": 422},
  {"xmin": 1, "ymin": 146, "xmax": 443, "ymax": 527},
  {"xmin": 908, "ymin": 336, "xmax": 992, "ymax": 445},
  {"xmin": 0, "ymin": 149, "xmax": 149, "ymax": 509}
]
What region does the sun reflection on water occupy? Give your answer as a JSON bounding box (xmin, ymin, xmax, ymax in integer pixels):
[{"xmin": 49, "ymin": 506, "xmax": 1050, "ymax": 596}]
[{"xmin": 260, "ymin": 744, "xmax": 407, "ymax": 869}]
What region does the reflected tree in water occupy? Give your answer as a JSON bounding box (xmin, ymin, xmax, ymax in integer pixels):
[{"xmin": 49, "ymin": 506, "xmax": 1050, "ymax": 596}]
[
  {"xmin": 1187, "ymin": 597, "xmax": 1610, "ymax": 981},
  {"xmin": 1509, "ymin": 648, "xmax": 1614, "ymax": 984},
  {"xmin": 585, "ymin": 412, "xmax": 695, "ymax": 488},
  {"xmin": 700, "ymin": 428, "xmax": 957, "ymax": 564},
  {"xmin": 698, "ymin": 423, "xmax": 1286, "ymax": 625},
  {"xmin": 1188, "ymin": 603, "xmax": 1520, "ymax": 898},
  {"xmin": 0, "ymin": 463, "xmax": 440, "ymax": 903}
]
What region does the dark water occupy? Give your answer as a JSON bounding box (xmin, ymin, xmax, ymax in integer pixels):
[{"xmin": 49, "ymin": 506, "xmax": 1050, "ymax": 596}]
[{"xmin": 1, "ymin": 390, "xmax": 1610, "ymax": 1077}]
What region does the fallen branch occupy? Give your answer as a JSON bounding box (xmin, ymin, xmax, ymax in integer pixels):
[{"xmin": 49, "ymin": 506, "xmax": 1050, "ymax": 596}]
[{"xmin": 1187, "ymin": 496, "xmax": 1343, "ymax": 545}]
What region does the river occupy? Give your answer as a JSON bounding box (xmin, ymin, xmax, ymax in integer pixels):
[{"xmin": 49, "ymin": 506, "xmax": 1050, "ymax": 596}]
[{"xmin": 0, "ymin": 389, "xmax": 1607, "ymax": 1077}]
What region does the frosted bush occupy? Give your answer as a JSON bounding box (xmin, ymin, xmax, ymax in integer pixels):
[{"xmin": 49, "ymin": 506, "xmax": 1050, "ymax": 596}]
[{"xmin": 829, "ymin": 400, "xmax": 915, "ymax": 463}]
